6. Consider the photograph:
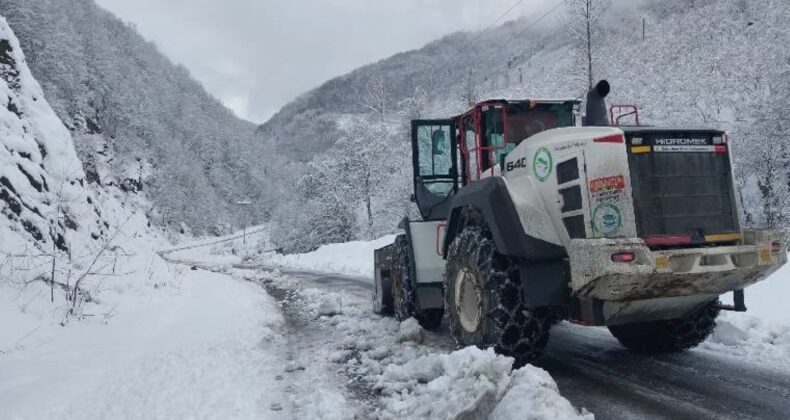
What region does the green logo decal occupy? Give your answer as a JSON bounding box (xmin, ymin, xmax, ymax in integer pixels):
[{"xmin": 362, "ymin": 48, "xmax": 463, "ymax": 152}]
[
  {"xmin": 592, "ymin": 203, "xmax": 622, "ymax": 236},
  {"xmin": 532, "ymin": 147, "xmax": 553, "ymax": 182}
]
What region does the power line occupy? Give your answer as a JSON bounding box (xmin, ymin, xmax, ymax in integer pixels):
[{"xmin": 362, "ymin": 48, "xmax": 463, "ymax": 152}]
[
  {"xmin": 512, "ymin": 0, "xmax": 567, "ymax": 39},
  {"xmin": 424, "ymin": 0, "xmax": 568, "ymax": 118},
  {"xmin": 421, "ymin": 0, "xmax": 529, "ymax": 118},
  {"xmin": 468, "ymin": 0, "xmax": 528, "ymax": 44}
]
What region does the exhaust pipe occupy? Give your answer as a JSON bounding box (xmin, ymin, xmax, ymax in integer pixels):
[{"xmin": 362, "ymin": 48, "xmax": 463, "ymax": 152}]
[{"xmin": 583, "ymin": 80, "xmax": 610, "ymax": 127}]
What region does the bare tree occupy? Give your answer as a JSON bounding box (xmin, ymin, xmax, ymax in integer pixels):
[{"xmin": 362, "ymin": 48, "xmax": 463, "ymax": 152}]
[
  {"xmin": 566, "ymin": 0, "xmax": 611, "ymax": 90},
  {"xmin": 361, "ymin": 75, "xmax": 392, "ymax": 120},
  {"xmin": 461, "ymin": 70, "xmax": 478, "ymax": 108}
]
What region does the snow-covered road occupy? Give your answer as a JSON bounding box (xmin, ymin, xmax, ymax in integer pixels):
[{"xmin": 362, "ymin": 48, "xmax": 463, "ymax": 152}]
[
  {"xmin": 252, "ymin": 265, "xmax": 790, "ymax": 420},
  {"xmin": 1, "ymin": 267, "xmax": 294, "ymax": 420}
]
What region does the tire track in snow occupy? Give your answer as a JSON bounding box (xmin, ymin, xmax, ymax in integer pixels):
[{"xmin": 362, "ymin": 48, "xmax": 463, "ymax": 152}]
[
  {"xmin": 253, "ymin": 268, "xmax": 457, "ymax": 419},
  {"xmin": 257, "ymin": 276, "xmax": 378, "ymax": 419}
]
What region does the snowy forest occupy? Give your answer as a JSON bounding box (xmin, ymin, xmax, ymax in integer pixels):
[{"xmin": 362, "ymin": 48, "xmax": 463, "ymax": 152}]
[{"xmin": 260, "ymin": 0, "xmax": 790, "ymax": 252}]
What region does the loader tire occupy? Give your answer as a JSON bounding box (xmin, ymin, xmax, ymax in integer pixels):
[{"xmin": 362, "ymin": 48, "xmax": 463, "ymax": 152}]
[
  {"xmin": 392, "ymin": 235, "xmax": 443, "ymax": 330},
  {"xmin": 608, "ymin": 300, "xmax": 720, "ymax": 354},
  {"xmin": 444, "ymin": 226, "xmax": 551, "ymax": 366}
]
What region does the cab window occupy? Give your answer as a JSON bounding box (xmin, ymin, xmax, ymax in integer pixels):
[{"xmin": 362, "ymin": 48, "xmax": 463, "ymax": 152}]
[
  {"xmin": 416, "ymin": 124, "xmax": 452, "ymax": 177},
  {"xmin": 481, "ymin": 106, "xmax": 513, "ymax": 167}
]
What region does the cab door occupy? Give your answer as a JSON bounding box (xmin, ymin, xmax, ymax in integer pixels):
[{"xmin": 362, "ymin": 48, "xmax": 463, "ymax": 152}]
[
  {"xmin": 555, "ymin": 152, "xmax": 590, "ymax": 240},
  {"xmin": 411, "ymin": 119, "xmax": 459, "ymax": 221}
]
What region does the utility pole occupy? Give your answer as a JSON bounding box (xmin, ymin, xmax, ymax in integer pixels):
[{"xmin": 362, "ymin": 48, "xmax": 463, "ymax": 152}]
[
  {"xmin": 585, "ymin": 0, "xmax": 593, "ymax": 89},
  {"xmin": 642, "ymin": 17, "xmax": 646, "ymax": 42},
  {"xmin": 50, "ymin": 239, "xmax": 55, "ymax": 303},
  {"xmin": 235, "ymin": 200, "xmax": 253, "ymax": 245}
]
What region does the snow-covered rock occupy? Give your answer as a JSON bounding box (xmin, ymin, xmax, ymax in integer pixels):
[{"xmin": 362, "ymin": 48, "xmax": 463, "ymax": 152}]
[{"xmin": 398, "ymin": 318, "xmax": 424, "ymax": 343}]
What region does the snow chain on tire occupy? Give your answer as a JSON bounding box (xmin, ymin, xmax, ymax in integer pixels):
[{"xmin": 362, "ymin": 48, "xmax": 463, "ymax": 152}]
[
  {"xmin": 392, "ymin": 234, "xmax": 443, "ymax": 330},
  {"xmin": 444, "ymin": 225, "xmax": 552, "ymax": 367},
  {"xmin": 608, "ymin": 300, "xmax": 721, "ymax": 354}
]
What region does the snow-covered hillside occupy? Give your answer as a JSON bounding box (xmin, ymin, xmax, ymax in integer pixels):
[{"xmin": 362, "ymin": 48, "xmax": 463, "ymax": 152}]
[
  {"xmin": 0, "ymin": 0, "xmax": 268, "ymax": 235},
  {"xmin": 0, "ymin": 10, "xmax": 178, "ymax": 338},
  {"xmin": 0, "ymin": 17, "xmax": 104, "ymax": 254}
]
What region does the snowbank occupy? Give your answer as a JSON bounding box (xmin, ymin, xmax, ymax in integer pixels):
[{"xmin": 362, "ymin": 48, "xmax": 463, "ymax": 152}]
[
  {"xmin": 697, "ymin": 256, "xmax": 790, "ymax": 367},
  {"xmin": 263, "ymin": 234, "xmax": 396, "ymax": 277},
  {"xmin": 375, "ymin": 346, "xmax": 591, "ymax": 420},
  {"xmin": 491, "ymin": 366, "xmax": 593, "ymax": 420},
  {"xmin": 702, "ymin": 311, "xmax": 790, "ymax": 369}
]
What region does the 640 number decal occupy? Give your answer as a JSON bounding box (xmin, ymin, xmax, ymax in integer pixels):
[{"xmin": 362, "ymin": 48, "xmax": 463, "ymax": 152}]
[{"xmin": 505, "ymin": 157, "xmax": 527, "ymax": 172}]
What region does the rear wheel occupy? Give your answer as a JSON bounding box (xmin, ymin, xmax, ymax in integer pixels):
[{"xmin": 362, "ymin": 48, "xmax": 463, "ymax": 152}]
[
  {"xmin": 444, "ymin": 225, "xmax": 552, "ymax": 366},
  {"xmin": 608, "ymin": 300, "xmax": 720, "ymax": 354},
  {"xmin": 392, "ymin": 235, "xmax": 443, "ymax": 330}
]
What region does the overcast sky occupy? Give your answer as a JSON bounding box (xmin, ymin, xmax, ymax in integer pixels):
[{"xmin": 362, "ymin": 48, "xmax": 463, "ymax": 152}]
[{"xmin": 94, "ymin": 0, "xmax": 555, "ymax": 124}]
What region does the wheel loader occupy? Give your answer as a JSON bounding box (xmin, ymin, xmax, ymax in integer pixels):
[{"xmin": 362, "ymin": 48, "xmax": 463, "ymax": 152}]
[{"xmin": 373, "ymin": 80, "xmax": 786, "ymax": 365}]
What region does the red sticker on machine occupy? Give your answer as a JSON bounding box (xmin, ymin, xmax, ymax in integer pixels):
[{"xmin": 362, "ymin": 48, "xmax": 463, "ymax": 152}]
[{"xmin": 590, "ymin": 175, "xmax": 625, "ymax": 193}]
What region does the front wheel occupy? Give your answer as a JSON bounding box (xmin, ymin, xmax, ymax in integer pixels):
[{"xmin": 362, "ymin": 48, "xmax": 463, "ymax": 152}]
[
  {"xmin": 444, "ymin": 226, "xmax": 551, "ymax": 366},
  {"xmin": 608, "ymin": 300, "xmax": 720, "ymax": 354}
]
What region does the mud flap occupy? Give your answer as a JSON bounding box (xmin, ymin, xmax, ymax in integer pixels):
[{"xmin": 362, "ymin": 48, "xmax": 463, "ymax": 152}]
[
  {"xmin": 518, "ymin": 260, "xmax": 570, "ymax": 307},
  {"xmin": 417, "ymin": 283, "xmax": 444, "ymax": 311}
]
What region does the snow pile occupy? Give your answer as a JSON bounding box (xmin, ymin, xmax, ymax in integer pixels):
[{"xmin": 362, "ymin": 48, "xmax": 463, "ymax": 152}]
[
  {"xmin": 704, "ymin": 312, "xmax": 790, "ymax": 368},
  {"xmin": 490, "ymin": 366, "xmax": 593, "ymax": 420},
  {"xmin": 375, "ymin": 346, "xmax": 591, "ymax": 420},
  {"xmin": 262, "ymin": 234, "xmax": 396, "ymax": 277},
  {"xmin": 700, "ymin": 257, "xmax": 790, "ymax": 367},
  {"xmin": 398, "ymin": 318, "xmax": 424, "ymax": 343}
]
